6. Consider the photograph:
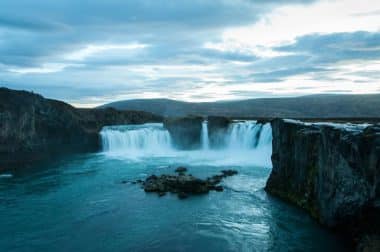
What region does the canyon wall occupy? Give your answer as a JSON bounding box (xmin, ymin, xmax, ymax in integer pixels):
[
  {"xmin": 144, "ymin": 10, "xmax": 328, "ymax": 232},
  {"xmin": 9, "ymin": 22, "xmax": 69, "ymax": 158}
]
[
  {"xmin": 265, "ymin": 119, "xmax": 380, "ymax": 249},
  {"xmin": 163, "ymin": 116, "xmax": 203, "ymax": 149},
  {"xmin": 0, "ymin": 88, "xmax": 162, "ymax": 169}
]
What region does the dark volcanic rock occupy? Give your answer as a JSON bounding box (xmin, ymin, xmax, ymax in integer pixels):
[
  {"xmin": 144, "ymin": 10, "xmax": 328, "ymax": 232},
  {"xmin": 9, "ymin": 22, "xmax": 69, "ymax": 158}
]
[
  {"xmin": 175, "ymin": 167, "xmax": 187, "ymax": 173},
  {"xmin": 221, "ymin": 169, "xmax": 238, "ymax": 177},
  {"xmin": 158, "ymin": 192, "xmax": 166, "ymax": 197},
  {"xmin": 78, "ymin": 107, "xmax": 161, "ymax": 133},
  {"xmin": 0, "ymin": 87, "xmax": 162, "ymax": 170},
  {"xmin": 178, "ymin": 192, "xmax": 188, "ymax": 199},
  {"xmin": 163, "ymin": 116, "xmax": 203, "ymax": 149},
  {"xmin": 213, "ymin": 186, "xmax": 224, "ymax": 192},
  {"xmin": 207, "ymin": 116, "xmax": 231, "ymax": 148},
  {"xmin": 137, "ymin": 169, "xmax": 238, "ymax": 198},
  {"xmin": 265, "ymin": 118, "xmax": 380, "ymax": 249}
]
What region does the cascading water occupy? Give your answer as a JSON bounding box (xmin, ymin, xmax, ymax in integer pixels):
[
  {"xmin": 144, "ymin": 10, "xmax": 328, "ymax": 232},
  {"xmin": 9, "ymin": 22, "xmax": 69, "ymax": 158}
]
[
  {"xmin": 215, "ymin": 121, "xmax": 273, "ymax": 167},
  {"xmin": 256, "ymin": 123, "xmax": 272, "ymax": 147},
  {"xmin": 201, "ymin": 120, "xmax": 210, "ymax": 150},
  {"xmin": 100, "ymin": 120, "xmax": 272, "ymax": 166},
  {"xmin": 100, "ymin": 123, "xmax": 172, "ymax": 156},
  {"xmin": 226, "ymin": 121, "xmax": 272, "ymax": 150},
  {"xmin": 227, "ymin": 121, "xmax": 261, "ymax": 149}
]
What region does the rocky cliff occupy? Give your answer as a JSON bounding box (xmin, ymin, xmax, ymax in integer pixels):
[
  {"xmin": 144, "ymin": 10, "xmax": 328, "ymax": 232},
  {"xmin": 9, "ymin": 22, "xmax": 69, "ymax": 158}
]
[
  {"xmin": 207, "ymin": 116, "xmax": 231, "ymax": 148},
  {"xmin": 265, "ymin": 119, "xmax": 380, "ymax": 249},
  {"xmin": 163, "ymin": 116, "xmax": 203, "ymax": 149},
  {"xmin": 0, "ymin": 88, "xmax": 162, "ymax": 170}
]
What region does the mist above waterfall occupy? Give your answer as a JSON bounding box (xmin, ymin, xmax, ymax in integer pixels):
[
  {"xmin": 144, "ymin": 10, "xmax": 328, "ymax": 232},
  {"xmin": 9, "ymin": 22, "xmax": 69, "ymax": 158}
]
[{"xmin": 100, "ymin": 121, "xmax": 272, "ymax": 167}]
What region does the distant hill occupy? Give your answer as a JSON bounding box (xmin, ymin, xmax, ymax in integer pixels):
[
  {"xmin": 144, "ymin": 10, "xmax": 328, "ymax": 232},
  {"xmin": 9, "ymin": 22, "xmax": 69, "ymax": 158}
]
[{"xmin": 99, "ymin": 94, "xmax": 380, "ymax": 118}]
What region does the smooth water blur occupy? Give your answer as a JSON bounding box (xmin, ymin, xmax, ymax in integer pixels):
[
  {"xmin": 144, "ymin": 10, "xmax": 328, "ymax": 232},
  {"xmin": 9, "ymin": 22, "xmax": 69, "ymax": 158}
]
[
  {"xmin": 0, "ymin": 153, "xmax": 349, "ymax": 252},
  {"xmin": 201, "ymin": 120, "xmax": 210, "ymax": 150},
  {"xmin": 227, "ymin": 121, "xmax": 268, "ymax": 149},
  {"xmin": 100, "ymin": 122, "xmax": 273, "ymax": 168},
  {"xmin": 101, "ymin": 124, "xmax": 172, "ymax": 156}
]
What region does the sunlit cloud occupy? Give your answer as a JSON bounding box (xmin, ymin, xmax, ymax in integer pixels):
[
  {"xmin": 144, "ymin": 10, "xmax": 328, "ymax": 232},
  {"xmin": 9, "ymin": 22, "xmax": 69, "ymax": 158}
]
[
  {"xmin": 64, "ymin": 43, "xmax": 148, "ymax": 61},
  {"xmin": 216, "ymin": 0, "xmax": 380, "ymax": 50},
  {"xmin": 7, "ymin": 63, "xmax": 76, "ymax": 74}
]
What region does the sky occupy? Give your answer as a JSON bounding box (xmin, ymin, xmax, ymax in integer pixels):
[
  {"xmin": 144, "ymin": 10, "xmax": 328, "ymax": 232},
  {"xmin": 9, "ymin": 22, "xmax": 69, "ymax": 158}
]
[{"xmin": 0, "ymin": 0, "xmax": 380, "ymax": 107}]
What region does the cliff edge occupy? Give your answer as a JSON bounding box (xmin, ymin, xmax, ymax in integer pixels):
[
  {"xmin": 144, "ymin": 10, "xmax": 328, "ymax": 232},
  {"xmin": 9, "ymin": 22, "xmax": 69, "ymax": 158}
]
[
  {"xmin": 0, "ymin": 88, "xmax": 162, "ymax": 169},
  {"xmin": 265, "ymin": 119, "xmax": 380, "ymax": 250}
]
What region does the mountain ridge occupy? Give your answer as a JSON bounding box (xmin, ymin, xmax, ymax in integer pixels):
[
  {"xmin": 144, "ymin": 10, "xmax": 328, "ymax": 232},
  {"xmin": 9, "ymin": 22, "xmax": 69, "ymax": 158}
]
[{"xmin": 99, "ymin": 93, "xmax": 380, "ymax": 118}]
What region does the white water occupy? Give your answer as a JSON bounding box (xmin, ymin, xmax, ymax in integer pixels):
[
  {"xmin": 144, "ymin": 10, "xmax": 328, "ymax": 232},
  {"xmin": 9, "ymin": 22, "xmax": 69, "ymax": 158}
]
[
  {"xmin": 201, "ymin": 120, "xmax": 210, "ymax": 150},
  {"xmin": 100, "ymin": 121, "xmax": 273, "ymax": 167},
  {"xmin": 226, "ymin": 121, "xmax": 271, "ymax": 149},
  {"xmin": 100, "ymin": 123, "xmax": 172, "ymax": 156}
]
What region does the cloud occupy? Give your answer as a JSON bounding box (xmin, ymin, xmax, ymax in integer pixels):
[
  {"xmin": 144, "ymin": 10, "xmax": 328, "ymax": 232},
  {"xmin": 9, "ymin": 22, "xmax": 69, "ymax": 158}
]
[
  {"xmin": 0, "ymin": 0, "xmax": 379, "ymax": 106},
  {"xmin": 0, "ymin": 0, "xmax": 316, "ymax": 67},
  {"xmin": 0, "ymin": 16, "xmax": 66, "ymax": 31},
  {"xmin": 250, "ymin": 67, "xmax": 331, "ymax": 83},
  {"xmin": 351, "ymin": 9, "xmax": 380, "ymax": 17},
  {"xmin": 275, "ymin": 31, "xmax": 380, "ymax": 63},
  {"xmin": 236, "ymin": 31, "xmax": 380, "ymax": 83}
]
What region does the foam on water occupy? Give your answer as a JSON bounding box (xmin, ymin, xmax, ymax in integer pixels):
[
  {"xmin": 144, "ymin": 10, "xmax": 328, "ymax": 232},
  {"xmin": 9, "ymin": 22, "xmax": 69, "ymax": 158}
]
[{"xmin": 0, "ymin": 173, "xmax": 13, "ymax": 179}]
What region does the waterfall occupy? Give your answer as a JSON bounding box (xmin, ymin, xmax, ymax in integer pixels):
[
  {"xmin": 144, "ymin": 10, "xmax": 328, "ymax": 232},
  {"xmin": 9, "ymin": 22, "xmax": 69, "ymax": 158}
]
[
  {"xmin": 100, "ymin": 123, "xmax": 172, "ymax": 155},
  {"xmin": 100, "ymin": 121, "xmax": 272, "ymax": 166},
  {"xmin": 100, "ymin": 121, "xmax": 272, "ymax": 153},
  {"xmin": 226, "ymin": 121, "xmax": 272, "ymax": 150},
  {"xmin": 256, "ymin": 123, "xmax": 272, "ymax": 147},
  {"xmin": 201, "ymin": 120, "xmax": 210, "ymax": 150}
]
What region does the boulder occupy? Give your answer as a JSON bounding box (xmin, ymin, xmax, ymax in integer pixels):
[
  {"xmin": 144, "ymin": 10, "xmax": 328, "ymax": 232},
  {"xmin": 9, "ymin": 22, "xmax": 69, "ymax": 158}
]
[
  {"xmin": 221, "ymin": 169, "xmax": 238, "ymax": 177},
  {"xmin": 136, "ymin": 169, "xmax": 238, "ymax": 198},
  {"xmin": 175, "ymin": 167, "xmax": 187, "ymax": 173}
]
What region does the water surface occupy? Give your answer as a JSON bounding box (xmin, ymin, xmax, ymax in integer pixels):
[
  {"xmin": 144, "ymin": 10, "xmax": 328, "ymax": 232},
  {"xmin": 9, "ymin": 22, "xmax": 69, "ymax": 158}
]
[
  {"xmin": 0, "ymin": 122, "xmax": 349, "ymax": 251},
  {"xmin": 0, "ymin": 153, "xmax": 348, "ymax": 251}
]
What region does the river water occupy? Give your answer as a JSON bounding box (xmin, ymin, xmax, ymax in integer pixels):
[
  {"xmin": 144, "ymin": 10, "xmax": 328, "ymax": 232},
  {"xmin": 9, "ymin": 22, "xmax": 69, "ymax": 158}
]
[{"xmin": 0, "ymin": 122, "xmax": 348, "ymax": 251}]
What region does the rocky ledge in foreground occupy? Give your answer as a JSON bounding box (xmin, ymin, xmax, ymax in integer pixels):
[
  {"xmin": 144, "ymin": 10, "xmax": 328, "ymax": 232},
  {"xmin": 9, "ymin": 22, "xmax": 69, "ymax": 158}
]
[{"xmin": 136, "ymin": 168, "xmax": 238, "ymax": 199}]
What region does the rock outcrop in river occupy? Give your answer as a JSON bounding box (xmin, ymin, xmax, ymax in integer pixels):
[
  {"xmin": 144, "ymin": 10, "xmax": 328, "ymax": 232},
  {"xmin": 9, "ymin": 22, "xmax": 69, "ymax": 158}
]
[
  {"xmin": 0, "ymin": 88, "xmax": 162, "ymax": 169},
  {"xmin": 137, "ymin": 168, "xmax": 238, "ymax": 199},
  {"xmin": 265, "ymin": 118, "xmax": 380, "ymax": 249},
  {"xmin": 163, "ymin": 116, "xmax": 233, "ymax": 149},
  {"xmin": 163, "ymin": 116, "xmax": 203, "ymax": 149},
  {"xmin": 207, "ymin": 116, "xmax": 231, "ymax": 148}
]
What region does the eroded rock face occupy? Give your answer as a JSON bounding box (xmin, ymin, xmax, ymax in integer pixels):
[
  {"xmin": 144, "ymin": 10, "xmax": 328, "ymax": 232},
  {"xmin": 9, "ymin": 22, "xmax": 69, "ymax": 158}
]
[
  {"xmin": 0, "ymin": 88, "xmax": 162, "ymax": 169},
  {"xmin": 137, "ymin": 168, "xmax": 238, "ymax": 199},
  {"xmin": 163, "ymin": 116, "xmax": 203, "ymax": 149},
  {"xmin": 265, "ymin": 119, "xmax": 380, "ymax": 248},
  {"xmin": 207, "ymin": 116, "xmax": 231, "ymax": 148}
]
